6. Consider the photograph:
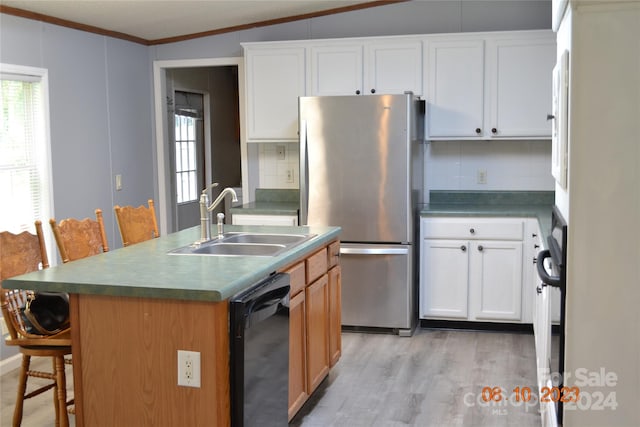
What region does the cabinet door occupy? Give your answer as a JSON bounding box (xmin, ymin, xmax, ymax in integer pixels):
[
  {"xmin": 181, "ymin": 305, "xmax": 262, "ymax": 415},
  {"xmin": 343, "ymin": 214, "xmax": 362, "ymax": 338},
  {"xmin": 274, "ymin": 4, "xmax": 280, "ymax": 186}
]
[
  {"xmin": 486, "ymin": 36, "xmax": 556, "ymax": 137},
  {"xmin": 420, "ymin": 239, "xmax": 469, "ymax": 319},
  {"xmin": 245, "ymin": 47, "xmax": 305, "ymax": 140},
  {"xmin": 305, "ymin": 274, "xmax": 330, "ymax": 394},
  {"xmin": 328, "ymin": 265, "xmax": 341, "ymax": 367},
  {"xmin": 308, "ymin": 44, "xmax": 363, "ymax": 95},
  {"xmin": 427, "ymin": 39, "xmax": 485, "ymax": 138},
  {"xmin": 288, "ymin": 290, "xmax": 307, "ymax": 421},
  {"xmin": 365, "ymin": 40, "xmax": 422, "ymax": 96},
  {"xmin": 469, "ymin": 240, "xmax": 523, "ymax": 321}
]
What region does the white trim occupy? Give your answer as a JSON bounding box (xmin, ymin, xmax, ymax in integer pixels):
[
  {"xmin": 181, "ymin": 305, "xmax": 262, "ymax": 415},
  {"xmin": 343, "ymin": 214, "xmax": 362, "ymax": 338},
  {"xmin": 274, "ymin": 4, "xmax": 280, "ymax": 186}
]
[
  {"xmin": 153, "ymin": 57, "xmax": 247, "ymax": 236},
  {"xmin": 0, "ymin": 353, "xmax": 22, "ymax": 376}
]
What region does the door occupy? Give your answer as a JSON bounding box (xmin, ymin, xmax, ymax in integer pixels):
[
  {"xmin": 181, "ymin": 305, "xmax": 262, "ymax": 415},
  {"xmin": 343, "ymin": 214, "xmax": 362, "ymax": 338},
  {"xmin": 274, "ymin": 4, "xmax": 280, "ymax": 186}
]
[
  {"xmin": 469, "ymin": 240, "xmax": 523, "ymax": 321},
  {"xmin": 366, "ymin": 40, "xmax": 423, "ymax": 96},
  {"xmin": 308, "ymin": 44, "xmax": 363, "ymax": 96},
  {"xmin": 420, "ymin": 239, "xmax": 469, "ymax": 319},
  {"xmin": 300, "ymin": 94, "xmax": 412, "ymax": 243},
  {"xmin": 486, "ymin": 36, "xmax": 556, "ymax": 137},
  {"xmin": 339, "ymin": 244, "xmax": 412, "ymax": 329},
  {"xmin": 427, "ymin": 39, "xmax": 484, "ymax": 138},
  {"xmin": 172, "ymin": 91, "xmax": 205, "ymax": 230}
]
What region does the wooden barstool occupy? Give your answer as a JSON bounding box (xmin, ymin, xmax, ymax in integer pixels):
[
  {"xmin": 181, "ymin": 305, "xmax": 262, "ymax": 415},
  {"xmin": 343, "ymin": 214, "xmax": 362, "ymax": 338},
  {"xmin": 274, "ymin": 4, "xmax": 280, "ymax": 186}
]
[
  {"xmin": 113, "ymin": 199, "xmax": 159, "ymax": 247},
  {"xmin": 49, "ymin": 209, "xmax": 109, "ymax": 263},
  {"xmin": 0, "ymin": 221, "xmax": 72, "ymax": 427}
]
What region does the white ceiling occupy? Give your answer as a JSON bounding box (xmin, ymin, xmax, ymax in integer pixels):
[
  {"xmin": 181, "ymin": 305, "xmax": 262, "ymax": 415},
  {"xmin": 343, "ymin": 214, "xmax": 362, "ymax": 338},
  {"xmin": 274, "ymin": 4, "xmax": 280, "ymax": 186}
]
[{"xmin": 1, "ymin": 0, "xmax": 383, "ymax": 43}]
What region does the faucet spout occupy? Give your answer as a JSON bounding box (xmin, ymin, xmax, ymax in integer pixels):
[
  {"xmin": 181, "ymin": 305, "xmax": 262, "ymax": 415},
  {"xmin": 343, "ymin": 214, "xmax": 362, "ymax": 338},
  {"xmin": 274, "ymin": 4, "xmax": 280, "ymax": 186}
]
[{"xmin": 207, "ymin": 187, "xmax": 239, "ymax": 212}]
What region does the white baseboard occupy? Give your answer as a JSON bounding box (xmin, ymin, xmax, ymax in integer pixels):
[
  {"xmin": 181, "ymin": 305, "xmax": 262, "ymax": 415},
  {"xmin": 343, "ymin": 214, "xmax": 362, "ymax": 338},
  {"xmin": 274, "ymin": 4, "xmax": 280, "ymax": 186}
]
[{"xmin": 0, "ymin": 353, "xmax": 22, "ymax": 376}]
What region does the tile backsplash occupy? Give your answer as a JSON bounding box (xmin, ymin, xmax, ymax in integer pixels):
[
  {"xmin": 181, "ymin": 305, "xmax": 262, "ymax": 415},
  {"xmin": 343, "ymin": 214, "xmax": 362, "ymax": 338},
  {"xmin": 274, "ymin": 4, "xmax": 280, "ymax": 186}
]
[
  {"xmin": 257, "ymin": 142, "xmax": 299, "ymax": 188},
  {"xmin": 425, "ymin": 140, "xmax": 554, "ymax": 192},
  {"xmin": 256, "ymin": 139, "xmax": 554, "ymax": 194}
]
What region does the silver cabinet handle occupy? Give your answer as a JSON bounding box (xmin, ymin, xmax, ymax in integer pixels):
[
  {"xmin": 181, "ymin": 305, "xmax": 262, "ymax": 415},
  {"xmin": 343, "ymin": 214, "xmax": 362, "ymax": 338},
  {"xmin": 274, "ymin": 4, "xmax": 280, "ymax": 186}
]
[
  {"xmin": 469, "ymin": 228, "xmax": 475, "ymax": 234},
  {"xmin": 460, "ymin": 245, "xmax": 467, "ymax": 252},
  {"xmin": 478, "ymin": 245, "xmax": 484, "ymax": 252},
  {"xmin": 340, "ymin": 247, "xmax": 409, "ymax": 255}
]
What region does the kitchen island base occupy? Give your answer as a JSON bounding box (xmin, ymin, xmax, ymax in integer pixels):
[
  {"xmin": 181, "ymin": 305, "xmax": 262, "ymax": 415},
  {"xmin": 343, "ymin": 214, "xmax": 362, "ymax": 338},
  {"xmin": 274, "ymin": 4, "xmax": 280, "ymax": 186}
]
[{"xmin": 70, "ymin": 294, "xmax": 230, "ymax": 426}]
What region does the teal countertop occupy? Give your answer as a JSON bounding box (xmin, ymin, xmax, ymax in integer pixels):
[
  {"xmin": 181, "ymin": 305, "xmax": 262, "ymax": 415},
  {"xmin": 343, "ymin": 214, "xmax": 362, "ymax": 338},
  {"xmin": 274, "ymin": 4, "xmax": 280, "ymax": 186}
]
[
  {"xmin": 2, "ymin": 225, "xmax": 341, "ymax": 302},
  {"xmin": 229, "ymin": 201, "xmax": 299, "ymax": 216},
  {"xmin": 230, "ymin": 188, "xmax": 299, "ymax": 216},
  {"xmin": 420, "ymin": 191, "xmax": 554, "ymax": 237}
]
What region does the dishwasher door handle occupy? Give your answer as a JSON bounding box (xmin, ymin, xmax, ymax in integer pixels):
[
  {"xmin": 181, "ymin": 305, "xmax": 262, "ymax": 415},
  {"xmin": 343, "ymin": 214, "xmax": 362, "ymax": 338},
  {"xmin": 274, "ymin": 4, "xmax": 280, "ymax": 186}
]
[
  {"xmin": 340, "ymin": 247, "xmax": 409, "ymax": 255},
  {"xmin": 536, "ymin": 249, "xmax": 562, "ymax": 288},
  {"xmin": 245, "ymin": 286, "xmax": 289, "ymax": 329}
]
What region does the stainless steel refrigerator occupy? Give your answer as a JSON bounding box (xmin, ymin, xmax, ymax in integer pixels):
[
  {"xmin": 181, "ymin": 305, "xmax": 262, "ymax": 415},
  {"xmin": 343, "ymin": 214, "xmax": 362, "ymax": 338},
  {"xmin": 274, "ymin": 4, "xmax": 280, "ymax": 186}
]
[{"xmin": 299, "ymin": 93, "xmax": 425, "ymax": 335}]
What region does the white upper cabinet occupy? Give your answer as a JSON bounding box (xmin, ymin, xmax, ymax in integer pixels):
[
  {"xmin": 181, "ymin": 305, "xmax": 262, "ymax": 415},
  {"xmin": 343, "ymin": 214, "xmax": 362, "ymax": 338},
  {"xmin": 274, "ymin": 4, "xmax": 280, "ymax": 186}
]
[
  {"xmin": 426, "ymin": 30, "xmax": 556, "ymax": 140},
  {"xmin": 486, "ymin": 35, "xmax": 556, "ymax": 138},
  {"xmin": 308, "ymin": 44, "xmax": 364, "ymax": 96},
  {"xmin": 426, "ymin": 39, "xmax": 485, "ymax": 138},
  {"xmin": 244, "ymin": 45, "xmax": 306, "ymax": 141},
  {"xmin": 308, "ymin": 38, "xmax": 423, "ymax": 96},
  {"xmin": 365, "ymin": 40, "xmax": 423, "ymax": 96},
  {"xmin": 243, "ymin": 31, "xmax": 554, "ymax": 142}
]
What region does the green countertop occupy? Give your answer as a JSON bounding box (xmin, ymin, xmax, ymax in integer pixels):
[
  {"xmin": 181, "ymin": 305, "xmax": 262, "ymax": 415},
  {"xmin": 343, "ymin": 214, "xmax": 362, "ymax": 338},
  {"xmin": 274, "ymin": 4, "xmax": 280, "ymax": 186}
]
[
  {"xmin": 230, "ymin": 188, "xmax": 299, "ymax": 216},
  {"xmin": 229, "ymin": 201, "xmax": 299, "ymax": 216},
  {"xmin": 420, "ymin": 191, "xmax": 554, "ymax": 238},
  {"xmin": 2, "ymin": 225, "xmax": 341, "ymax": 302}
]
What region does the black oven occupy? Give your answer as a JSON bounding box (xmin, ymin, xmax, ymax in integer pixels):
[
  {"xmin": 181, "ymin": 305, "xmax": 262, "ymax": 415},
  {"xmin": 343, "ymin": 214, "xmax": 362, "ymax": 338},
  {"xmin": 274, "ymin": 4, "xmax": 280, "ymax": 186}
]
[{"xmin": 536, "ymin": 205, "xmax": 567, "ymax": 425}]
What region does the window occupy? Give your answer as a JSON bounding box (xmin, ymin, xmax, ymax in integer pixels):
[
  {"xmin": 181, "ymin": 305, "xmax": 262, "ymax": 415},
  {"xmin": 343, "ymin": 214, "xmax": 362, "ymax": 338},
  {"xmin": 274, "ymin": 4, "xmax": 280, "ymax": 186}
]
[
  {"xmin": 0, "ymin": 65, "xmax": 53, "ymax": 245},
  {"xmin": 174, "ymin": 113, "xmax": 198, "ymax": 203}
]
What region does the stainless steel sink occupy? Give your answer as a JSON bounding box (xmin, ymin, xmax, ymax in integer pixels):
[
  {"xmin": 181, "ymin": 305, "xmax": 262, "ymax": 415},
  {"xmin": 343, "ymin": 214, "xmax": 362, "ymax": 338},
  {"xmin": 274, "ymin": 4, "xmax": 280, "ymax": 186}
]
[
  {"xmin": 168, "ymin": 232, "xmax": 316, "ymax": 257},
  {"xmin": 221, "ymin": 233, "xmax": 312, "ymax": 246}
]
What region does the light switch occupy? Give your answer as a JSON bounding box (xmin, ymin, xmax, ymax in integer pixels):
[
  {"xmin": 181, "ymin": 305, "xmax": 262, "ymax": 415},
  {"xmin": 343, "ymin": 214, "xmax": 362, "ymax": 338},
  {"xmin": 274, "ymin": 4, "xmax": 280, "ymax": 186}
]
[
  {"xmin": 277, "ymin": 145, "xmax": 286, "ymax": 160},
  {"xmin": 115, "ymin": 174, "xmax": 123, "ymax": 191}
]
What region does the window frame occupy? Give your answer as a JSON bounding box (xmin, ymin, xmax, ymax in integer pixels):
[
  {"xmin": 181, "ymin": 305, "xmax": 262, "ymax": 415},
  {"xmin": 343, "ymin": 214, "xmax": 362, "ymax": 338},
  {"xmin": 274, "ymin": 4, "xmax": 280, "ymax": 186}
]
[{"xmin": 1, "ymin": 63, "xmax": 56, "ymax": 264}]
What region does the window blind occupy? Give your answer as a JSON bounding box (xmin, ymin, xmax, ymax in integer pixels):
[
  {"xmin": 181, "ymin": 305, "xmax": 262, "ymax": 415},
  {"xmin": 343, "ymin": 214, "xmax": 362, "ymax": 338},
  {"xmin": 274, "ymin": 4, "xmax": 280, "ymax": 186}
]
[{"xmin": 0, "ymin": 76, "xmax": 50, "ymax": 234}]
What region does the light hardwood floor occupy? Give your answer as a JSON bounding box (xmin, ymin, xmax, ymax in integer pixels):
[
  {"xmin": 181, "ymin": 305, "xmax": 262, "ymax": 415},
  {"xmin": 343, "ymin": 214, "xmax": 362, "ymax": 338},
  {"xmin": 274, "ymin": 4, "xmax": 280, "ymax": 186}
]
[{"xmin": 1, "ymin": 329, "xmax": 539, "ymax": 427}]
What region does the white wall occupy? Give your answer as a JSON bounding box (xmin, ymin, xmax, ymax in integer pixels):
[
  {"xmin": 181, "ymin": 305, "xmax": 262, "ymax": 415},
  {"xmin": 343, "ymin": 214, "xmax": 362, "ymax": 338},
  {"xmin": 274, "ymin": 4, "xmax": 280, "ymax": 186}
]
[{"xmin": 561, "ymin": 3, "xmax": 640, "ymax": 426}]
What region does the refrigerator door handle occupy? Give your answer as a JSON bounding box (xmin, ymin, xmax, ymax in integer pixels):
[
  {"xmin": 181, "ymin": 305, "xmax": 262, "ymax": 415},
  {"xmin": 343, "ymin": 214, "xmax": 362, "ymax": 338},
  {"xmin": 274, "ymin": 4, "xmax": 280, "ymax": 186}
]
[
  {"xmin": 340, "ymin": 247, "xmax": 409, "ymax": 255},
  {"xmin": 299, "ymin": 118, "xmax": 308, "ymax": 225}
]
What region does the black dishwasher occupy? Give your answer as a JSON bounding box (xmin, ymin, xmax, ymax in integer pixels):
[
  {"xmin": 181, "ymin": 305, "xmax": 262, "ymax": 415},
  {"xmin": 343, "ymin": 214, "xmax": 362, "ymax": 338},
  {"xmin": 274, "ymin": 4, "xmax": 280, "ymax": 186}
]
[{"xmin": 230, "ymin": 273, "xmax": 290, "ymax": 427}]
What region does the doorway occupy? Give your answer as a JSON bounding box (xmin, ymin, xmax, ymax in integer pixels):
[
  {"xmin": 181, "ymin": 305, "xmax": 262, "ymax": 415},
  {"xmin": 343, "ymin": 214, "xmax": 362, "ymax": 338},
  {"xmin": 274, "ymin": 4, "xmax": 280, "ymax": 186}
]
[
  {"xmin": 172, "ymin": 90, "xmax": 205, "ymax": 230},
  {"xmin": 153, "ymin": 58, "xmax": 247, "ymax": 235}
]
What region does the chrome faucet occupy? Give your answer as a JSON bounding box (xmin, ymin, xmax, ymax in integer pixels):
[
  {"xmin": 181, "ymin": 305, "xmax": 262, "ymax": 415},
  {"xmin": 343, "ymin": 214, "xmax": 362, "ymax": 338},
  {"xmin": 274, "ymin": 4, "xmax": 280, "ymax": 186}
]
[{"xmin": 199, "ymin": 183, "xmax": 238, "ymax": 242}]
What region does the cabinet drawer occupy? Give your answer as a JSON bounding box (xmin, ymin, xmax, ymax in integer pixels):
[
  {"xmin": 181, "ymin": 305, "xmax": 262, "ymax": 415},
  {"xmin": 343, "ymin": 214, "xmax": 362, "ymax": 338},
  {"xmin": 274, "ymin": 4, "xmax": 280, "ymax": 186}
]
[
  {"xmin": 422, "ymin": 217, "xmax": 524, "ymax": 240},
  {"xmin": 327, "ymin": 241, "xmax": 340, "ymax": 268},
  {"xmin": 285, "ymin": 262, "xmax": 306, "ymax": 297},
  {"xmin": 306, "ymin": 248, "xmax": 328, "ymax": 284}
]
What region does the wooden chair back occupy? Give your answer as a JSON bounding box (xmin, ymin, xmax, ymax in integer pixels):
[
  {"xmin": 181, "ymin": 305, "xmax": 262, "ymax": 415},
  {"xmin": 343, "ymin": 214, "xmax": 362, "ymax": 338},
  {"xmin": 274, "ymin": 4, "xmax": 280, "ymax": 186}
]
[
  {"xmin": 114, "ymin": 199, "xmax": 160, "ymax": 247},
  {"xmin": 0, "ymin": 220, "xmax": 49, "ymax": 281},
  {"xmin": 50, "ymin": 209, "xmax": 109, "ymax": 263},
  {"xmin": 0, "ymin": 221, "xmax": 51, "ymax": 340}
]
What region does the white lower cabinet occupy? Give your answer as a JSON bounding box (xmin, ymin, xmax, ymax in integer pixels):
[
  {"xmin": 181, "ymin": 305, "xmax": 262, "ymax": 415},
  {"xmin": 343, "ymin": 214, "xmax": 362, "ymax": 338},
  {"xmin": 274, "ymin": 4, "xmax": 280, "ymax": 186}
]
[
  {"xmin": 231, "ymin": 214, "xmax": 298, "ymax": 226},
  {"xmin": 420, "ymin": 217, "xmax": 527, "ymax": 323}
]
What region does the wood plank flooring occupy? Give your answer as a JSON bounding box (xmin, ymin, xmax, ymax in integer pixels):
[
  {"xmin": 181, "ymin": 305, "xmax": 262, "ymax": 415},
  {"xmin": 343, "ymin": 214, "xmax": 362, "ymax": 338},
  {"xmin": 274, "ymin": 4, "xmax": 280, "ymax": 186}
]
[{"xmin": 1, "ymin": 328, "xmax": 539, "ymax": 427}]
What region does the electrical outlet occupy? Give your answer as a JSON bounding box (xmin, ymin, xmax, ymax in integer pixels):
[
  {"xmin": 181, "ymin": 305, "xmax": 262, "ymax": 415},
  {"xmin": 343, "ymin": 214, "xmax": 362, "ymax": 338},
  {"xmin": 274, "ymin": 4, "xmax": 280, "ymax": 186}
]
[
  {"xmin": 477, "ymin": 169, "xmax": 487, "ymax": 185},
  {"xmin": 286, "ymin": 169, "xmax": 294, "ymax": 183},
  {"xmin": 177, "ymin": 350, "xmax": 201, "ymax": 388},
  {"xmin": 276, "ymin": 145, "xmax": 286, "ymax": 160}
]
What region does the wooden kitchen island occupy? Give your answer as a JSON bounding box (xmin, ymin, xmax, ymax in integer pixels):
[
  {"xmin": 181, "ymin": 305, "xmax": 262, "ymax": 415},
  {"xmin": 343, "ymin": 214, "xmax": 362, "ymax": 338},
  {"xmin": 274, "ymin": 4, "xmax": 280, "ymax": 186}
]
[{"xmin": 2, "ymin": 224, "xmax": 341, "ymax": 426}]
